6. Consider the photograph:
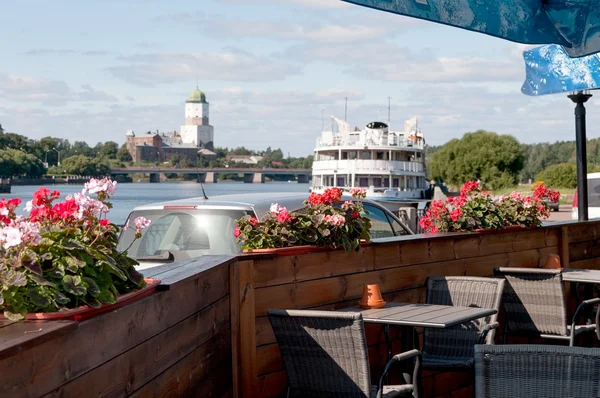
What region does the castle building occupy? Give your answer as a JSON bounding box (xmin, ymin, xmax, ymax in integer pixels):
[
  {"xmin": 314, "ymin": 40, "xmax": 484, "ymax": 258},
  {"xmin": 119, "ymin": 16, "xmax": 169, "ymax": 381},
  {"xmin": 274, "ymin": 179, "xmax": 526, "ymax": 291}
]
[
  {"xmin": 126, "ymin": 87, "xmax": 216, "ymax": 163},
  {"xmin": 180, "ymin": 88, "xmax": 214, "ymax": 151}
]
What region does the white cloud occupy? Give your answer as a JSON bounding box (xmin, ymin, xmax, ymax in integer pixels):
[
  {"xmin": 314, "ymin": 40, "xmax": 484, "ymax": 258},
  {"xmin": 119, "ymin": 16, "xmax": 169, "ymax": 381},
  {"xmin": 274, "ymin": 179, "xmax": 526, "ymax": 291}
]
[
  {"xmin": 288, "ymin": 41, "xmax": 523, "ymax": 83},
  {"xmin": 107, "ymin": 49, "xmax": 302, "ymax": 86},
  {"xmin": 0, "ymin": 74, "xmax": 118, "ymax": 106}
]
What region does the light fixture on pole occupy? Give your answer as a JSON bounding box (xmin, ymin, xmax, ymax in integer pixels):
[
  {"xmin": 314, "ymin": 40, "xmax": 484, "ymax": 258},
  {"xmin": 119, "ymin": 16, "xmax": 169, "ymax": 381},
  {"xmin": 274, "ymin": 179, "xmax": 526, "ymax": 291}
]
[
  {"xmin": 567, "ymin": 90, "xmax": 593, "ymax": 221},
  {"xmin": 52, "ymin": 148, "xmax": 61, "ymax": 167}
]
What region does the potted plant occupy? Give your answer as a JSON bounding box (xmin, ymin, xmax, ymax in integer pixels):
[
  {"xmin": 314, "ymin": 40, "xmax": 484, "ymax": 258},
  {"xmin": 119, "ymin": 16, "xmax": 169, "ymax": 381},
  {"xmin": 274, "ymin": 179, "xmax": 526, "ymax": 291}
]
[
  {"xmin": 0, "ymin": 178, "xmax": 155, "ymax": 321},
  {"xmin": 234, "ymin": 187, "xmax": 372, "ymax": 254},
  {"xmin": 419, "ymin": 181, "xmax": 559, "ymax": 233}
]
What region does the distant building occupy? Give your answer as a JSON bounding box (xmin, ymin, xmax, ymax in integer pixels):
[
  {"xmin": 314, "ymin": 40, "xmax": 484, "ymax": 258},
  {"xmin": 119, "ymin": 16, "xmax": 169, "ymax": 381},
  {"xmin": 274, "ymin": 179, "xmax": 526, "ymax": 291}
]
[
  {"xmin": 226, "ymin": 155, "xmax": 264, "ymax": 165},
  {"xmin": 180, "ymin": 88, "xmax": 214, "ymax": 151},
  {"xmin": 126, "ymin": 87, "xmax": 216, "ymax": 163}
]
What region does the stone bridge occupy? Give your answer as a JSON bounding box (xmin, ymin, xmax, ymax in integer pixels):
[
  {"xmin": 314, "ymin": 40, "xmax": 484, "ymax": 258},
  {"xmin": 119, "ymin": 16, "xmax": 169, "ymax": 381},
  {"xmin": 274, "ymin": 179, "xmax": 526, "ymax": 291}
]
[{"xmin": 109, "ymin": 167, "xmax": 312, "ymax": 184}]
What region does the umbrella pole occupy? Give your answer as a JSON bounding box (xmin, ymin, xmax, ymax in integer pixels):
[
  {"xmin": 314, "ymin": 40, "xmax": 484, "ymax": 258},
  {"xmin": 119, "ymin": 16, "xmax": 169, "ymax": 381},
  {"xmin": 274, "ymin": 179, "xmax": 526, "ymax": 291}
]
[{"xmin": 568, "ymin": 91, "xmax": 592, "ymax": 221}]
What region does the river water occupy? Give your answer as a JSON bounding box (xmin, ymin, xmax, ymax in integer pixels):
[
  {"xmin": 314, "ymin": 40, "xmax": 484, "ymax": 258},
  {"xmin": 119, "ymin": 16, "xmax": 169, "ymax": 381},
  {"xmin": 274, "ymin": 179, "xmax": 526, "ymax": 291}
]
[{"xmin": 4, "ymin": 182, "xmax": 309, "ymax": 225}]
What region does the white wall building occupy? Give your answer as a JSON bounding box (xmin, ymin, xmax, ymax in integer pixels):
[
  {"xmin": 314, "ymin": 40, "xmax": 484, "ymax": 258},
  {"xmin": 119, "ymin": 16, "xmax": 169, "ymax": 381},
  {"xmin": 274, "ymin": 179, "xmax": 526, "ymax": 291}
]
[{"xmin": 180, "ymin": 88, "xmax": 214, "ymax": 150}]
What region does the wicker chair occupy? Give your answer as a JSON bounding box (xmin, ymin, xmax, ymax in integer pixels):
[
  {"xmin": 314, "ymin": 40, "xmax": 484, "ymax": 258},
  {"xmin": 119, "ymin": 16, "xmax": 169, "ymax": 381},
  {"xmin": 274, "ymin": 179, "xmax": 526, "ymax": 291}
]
[
  {"xmin": 268, "ymin": 309, "xmax": 421, "ymax": 398},
  {"xmin": 474, "ymin": 344, "xmax": 600, "ymax": 397},
  {"xmin": 493, "ymin": 267, "xmax": 600, "ymax": 346},
  {"xmin": 421, "ymin": 276, "xmax": 505, "ymax": 370}
]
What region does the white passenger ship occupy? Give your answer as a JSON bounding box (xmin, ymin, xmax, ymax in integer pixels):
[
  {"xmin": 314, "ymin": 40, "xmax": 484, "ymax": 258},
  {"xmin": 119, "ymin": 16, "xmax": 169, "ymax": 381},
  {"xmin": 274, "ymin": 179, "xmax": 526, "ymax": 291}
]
[{"xmin": 311, "ymin": 116, "xmax": 427, "ymax": 199}]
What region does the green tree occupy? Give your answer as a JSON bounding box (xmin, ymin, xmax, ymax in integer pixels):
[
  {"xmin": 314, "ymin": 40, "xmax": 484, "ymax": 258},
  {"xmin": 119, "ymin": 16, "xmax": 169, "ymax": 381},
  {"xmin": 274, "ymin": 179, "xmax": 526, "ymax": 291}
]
[
  {"xmin": 536, "ymin": 163, "xmax": 577, "ymax": 188},
  {"xmin": 116, "ymin": 144, "xmax": 132, "ymax": 162},
  {"xmin": 0, "ymin": 149, "xmax": 45, "ymax": 178},
  {"xmin": 30, "ymin": 137, "xmax": 70, "ymax": 167},
  {"xmin": 60, "ymin": 155, "xmax": 110, "ymax": 177},
  {"xmin": 170, "ymin": 155, "xmax": 181, "ymax": 167},
  {"xmin": 429, "ymin": 130, "xmax": 525, "ymax": 189},
  {"xmin": 67, "ymin": 141, "xmax": 95, "ymax": 158},
  {"xmin": 97, "ymin": 141, "xmax": 119, "ymax": 160},
  {"xmin": 0, "ymin": 131, "xmax": 29, "ymax": 151}
]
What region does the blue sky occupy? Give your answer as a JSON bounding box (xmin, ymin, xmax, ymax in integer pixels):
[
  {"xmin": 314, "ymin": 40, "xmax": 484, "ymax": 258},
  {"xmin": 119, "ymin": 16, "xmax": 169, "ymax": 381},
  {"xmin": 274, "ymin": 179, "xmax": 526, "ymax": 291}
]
[{"xmin": 1, "ymin": 0, "xmax": 597, "ymax": 156}]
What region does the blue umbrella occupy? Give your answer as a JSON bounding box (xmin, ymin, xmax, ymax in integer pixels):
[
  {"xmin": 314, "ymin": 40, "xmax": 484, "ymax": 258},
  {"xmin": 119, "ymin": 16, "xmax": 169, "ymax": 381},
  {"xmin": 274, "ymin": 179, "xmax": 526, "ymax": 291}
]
[
  {"xmin": 341, "ymin": 0, "xmax": 600, "ymax": 58},
  {"xmin": 522, "ymin": 45, "xmax": 600, "ymax": 96},
  {"xmin": 521, "ymin": 45, "xmax": 598, "ymax": 220}
]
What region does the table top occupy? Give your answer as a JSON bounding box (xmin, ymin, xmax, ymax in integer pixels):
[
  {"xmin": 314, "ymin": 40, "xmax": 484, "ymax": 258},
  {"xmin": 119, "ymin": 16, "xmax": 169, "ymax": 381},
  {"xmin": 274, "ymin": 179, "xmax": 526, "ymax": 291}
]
[
  {"xmin": 562, "ymin": 268, "xmax": 600, "ymax": 283},
  {"xmin": 338, "ymin": 302, "xmax": 497, "ymax": 328}
]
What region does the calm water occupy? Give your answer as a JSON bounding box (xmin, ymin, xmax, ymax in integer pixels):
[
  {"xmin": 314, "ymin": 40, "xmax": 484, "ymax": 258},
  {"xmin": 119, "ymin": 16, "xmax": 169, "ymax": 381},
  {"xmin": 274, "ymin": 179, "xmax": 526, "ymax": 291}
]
[{"xmin": 4, "ymin": 182, "xmax": 310, "ymax": 225}]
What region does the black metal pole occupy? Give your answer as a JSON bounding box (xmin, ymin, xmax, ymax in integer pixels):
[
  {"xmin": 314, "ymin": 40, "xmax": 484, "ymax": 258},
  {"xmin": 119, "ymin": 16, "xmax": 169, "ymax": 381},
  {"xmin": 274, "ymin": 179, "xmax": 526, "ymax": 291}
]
[{"xmin": 568, "ymin": 91, "xmax": 592, "ymax": 221}]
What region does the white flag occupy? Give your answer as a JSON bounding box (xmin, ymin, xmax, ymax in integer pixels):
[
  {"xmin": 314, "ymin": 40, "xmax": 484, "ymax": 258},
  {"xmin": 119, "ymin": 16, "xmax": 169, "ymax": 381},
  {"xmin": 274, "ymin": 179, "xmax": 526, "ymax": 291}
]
[{"xmin": 404, "ymin": 116, "xmax": 418, "ymax": 134}]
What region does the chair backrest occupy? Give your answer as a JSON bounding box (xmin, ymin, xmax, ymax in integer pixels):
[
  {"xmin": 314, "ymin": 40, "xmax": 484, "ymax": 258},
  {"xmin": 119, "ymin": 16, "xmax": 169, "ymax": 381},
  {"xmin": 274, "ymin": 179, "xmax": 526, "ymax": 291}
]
[
  {"xmin": 268, "ymin": 309, "xmax": 372, "ymax": 398},
  {"xmin": 493, "ymin": 267, "xmax": 567, "ymax": 336},
  {"xmin": 423, "ymin": 276, "xmax": 505, "ymax": 358},
  {"xmin": 475, "ymin": 344, "xmax": 600, "ymax": 398}
]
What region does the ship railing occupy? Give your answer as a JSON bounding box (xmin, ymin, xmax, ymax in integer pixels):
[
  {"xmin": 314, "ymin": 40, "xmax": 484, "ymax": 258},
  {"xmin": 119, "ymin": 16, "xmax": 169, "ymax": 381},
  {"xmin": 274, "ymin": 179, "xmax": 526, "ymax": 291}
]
[
  {"xmin": 315, "ymin": 138, "xmax": 424, "ymax": 149},
  {"xmin": 312, "ymin": 160, "xmax": 424, "ymax": 173}
]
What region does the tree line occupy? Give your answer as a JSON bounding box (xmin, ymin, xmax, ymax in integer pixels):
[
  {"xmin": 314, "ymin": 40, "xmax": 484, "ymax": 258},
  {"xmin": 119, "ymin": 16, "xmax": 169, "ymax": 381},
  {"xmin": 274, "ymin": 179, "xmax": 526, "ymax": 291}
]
[
  {"xmin": 427, "ymin": 130, "xmax": 600, "ymax": 190},
  {"xmin": 0, "ymin": 124, "xmax": 313, "ymax": 179}
]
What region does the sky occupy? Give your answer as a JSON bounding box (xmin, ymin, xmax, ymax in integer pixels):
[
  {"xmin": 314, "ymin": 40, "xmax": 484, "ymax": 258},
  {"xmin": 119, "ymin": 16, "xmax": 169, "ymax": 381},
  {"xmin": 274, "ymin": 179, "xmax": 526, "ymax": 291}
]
[{"xmin": 0, "ymin": 0, "xmax": 598, "ymax": 157}]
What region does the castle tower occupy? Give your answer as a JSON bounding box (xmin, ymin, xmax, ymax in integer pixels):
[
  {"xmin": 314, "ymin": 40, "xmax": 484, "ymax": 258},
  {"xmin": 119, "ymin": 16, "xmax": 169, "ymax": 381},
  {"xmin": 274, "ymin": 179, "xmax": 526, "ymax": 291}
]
[{"xmin": 180, "ymin": 87, "xmax": 214, "ymax": 150}]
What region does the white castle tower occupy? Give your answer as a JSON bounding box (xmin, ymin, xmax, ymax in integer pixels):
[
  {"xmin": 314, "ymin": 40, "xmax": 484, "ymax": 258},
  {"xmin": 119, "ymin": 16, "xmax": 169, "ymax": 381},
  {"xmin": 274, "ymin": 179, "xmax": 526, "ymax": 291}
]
[{"xmin": 180, "ymin": 87, "xmax": 214, "ymax": 150}]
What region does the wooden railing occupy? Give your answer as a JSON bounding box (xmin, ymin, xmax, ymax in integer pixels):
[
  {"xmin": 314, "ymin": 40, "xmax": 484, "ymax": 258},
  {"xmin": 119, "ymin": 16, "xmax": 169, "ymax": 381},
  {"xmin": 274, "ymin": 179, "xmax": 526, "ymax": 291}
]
[{"xmin": 2, "ymin": 221, "xmax": 600, "ymax": 397}]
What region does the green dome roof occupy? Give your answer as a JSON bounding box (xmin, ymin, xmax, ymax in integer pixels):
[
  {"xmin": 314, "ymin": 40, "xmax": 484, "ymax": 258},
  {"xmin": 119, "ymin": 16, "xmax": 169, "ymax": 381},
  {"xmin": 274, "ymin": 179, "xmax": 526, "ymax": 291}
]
[{"xmin": 187, "ymin": 88, "xmax": 206, "ymax": 103}]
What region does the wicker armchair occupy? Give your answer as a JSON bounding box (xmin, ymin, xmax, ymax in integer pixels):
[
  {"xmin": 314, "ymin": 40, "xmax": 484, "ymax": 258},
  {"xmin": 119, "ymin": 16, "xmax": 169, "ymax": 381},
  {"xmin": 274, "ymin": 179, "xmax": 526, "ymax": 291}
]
[
  {"xmin": 268, "ymin": 309, "xmax": 421, "ymax": 398},
  {"xmin": 474, "ymin": 344, "xmax": 600, "ymax": 397},
  {"xmin": 493, "ymin": 267, "xmax": 600, "ymax": 346},
  {"xmin": 421, "ymin": 276, "xmax": 505, "ymax": 370}
]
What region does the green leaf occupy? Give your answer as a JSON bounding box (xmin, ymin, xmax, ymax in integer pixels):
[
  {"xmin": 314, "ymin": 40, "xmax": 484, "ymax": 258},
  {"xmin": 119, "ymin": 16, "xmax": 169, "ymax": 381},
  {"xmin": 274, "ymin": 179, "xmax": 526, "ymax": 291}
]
[
  {"xmin": 9, "ymin": 271, "xmax": 27, "ymax": 287},
  {"xmin": 82, "ymin": 296, "xmax": 101, "ymax": 309},
  {"xmin": 40, "ymin": 252, "xmax": 53, "ymax": 262},
  {"xmin": 97, "ymin": 289, "xmax": 116, "ymax": 305},
  {"xmin": 22, "ymin": 259, "xmax": 42, "ymax": 275},
  {"xmin": 100, "ymin": 255, "xmax": 127, "ymax": 281},
  {"xmin": 3, "ymin": 310, "xmax": 23, "ymax": 321},
  {"xmin": 31, "ymin": 274, "xmax": 55, "ymax": 287},
  {"xmin": 342, "ymin": 236, "xmax": 351, "ymax": 252},
  {"xmin": 61, "ymin": 275, "xmax": 87, "ymax": 296},
  {"xmin": 62, "ymin": 240, "xmax": 87, "ymax": 251},
  {"xmin": 82, "ymin": 277, "xmax": 101, "ymax": 297},
  {"xmin": 65, "ymin": 256, "xmax": 86, "ymax": 270},
  {"xmin": 54, "ymin": 291, "xmax": 70, "ymax": 305},
  {"xmin": 126, "ymin": 268, "xmax": 145, "ymax": 287},
  {"xmin": 27, "ymin": 288, "xmax": 51, "ymax": 308},
  {"xmin": 48, "ymin": 264, "xmax": 66, "ymax": 279}
]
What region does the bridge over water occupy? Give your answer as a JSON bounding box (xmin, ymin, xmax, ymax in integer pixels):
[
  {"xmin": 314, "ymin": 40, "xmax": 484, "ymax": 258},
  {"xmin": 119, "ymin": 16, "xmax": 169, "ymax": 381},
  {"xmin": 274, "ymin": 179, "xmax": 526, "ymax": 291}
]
[{"xmin": 109, "ymin": 167, "xmax": 312, "ymax": 183}]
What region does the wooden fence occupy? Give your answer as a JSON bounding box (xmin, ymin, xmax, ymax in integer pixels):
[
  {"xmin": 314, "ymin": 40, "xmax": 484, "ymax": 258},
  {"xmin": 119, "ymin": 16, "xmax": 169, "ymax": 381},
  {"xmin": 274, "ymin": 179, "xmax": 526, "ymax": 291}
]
[{"xmin": 1, "ymin": 221, "xmax": 600, "ymax": 397}]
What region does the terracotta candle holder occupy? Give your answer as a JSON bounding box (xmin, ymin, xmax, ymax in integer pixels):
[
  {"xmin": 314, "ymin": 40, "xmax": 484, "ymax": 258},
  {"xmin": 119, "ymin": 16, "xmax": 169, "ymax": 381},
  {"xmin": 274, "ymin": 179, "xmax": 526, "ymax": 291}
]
[
  {"xmin": 544, "ymin": 253, "xmax": 562, "ymax": 269},
  {"xmin": 359, "ymin": 284, "xmax": 386, "ymax": 309}
]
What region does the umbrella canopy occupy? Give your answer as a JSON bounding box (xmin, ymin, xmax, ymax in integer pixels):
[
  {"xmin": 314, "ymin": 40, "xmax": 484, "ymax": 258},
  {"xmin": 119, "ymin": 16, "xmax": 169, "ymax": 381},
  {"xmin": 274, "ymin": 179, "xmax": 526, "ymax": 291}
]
[
  {"xmin": 341, "ymin": 0, "xmax": 600, "ymax": 58},
  {"xmin": 522, "ymin": 45, "xmax": 600, "ymax": 96}
]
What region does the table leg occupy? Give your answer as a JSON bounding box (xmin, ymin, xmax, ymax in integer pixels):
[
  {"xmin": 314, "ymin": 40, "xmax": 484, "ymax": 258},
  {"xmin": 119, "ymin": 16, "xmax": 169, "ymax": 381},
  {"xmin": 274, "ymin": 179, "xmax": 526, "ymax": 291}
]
[
  {"xmin": 400, "ymin": 326, "xmax": 417, "ymax": 385},
  {"xmin": 384, "ymin": 325, "xmax": 392, "ymax": 361}
]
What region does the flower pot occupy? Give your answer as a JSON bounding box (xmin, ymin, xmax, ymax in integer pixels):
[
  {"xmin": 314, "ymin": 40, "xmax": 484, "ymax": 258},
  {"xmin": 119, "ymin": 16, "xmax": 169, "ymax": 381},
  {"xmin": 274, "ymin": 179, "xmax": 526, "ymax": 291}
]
[
  {"xmin": 0, "ymin": 278, "xmax": 160, "ymax": 322},
  {"xmin": 359, "ymin": 284, "xmax": 386, "ymax": 309},
  {"xmin": 474, "ymin": 225, "xmax": 536, "ymax": 234},
  {"xmin": 544, "ymin": 253, "xmax": 562, "ymax": 269},
  {"xmin": 243, "ymin": 245, "xmax": 322, "ymax": 256}
]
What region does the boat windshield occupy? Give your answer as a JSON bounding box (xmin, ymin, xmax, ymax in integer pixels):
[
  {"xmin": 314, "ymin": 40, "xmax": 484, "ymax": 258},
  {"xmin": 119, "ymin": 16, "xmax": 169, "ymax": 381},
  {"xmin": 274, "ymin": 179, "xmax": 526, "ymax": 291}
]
[{"xmin": 117, "ymin": 208, "xmax": 252, "ymax": 261}]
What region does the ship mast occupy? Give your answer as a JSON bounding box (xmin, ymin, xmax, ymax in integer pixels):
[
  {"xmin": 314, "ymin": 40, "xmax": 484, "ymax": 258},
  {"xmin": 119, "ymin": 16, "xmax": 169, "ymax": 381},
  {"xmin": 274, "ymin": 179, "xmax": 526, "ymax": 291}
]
[
  {"xmin": 344, "ymin": 97, "xmax": 348, "ymax": 122},
  {"xmin": 387, "ymin": 97, "xmax": 391, "ymax": 126}
]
